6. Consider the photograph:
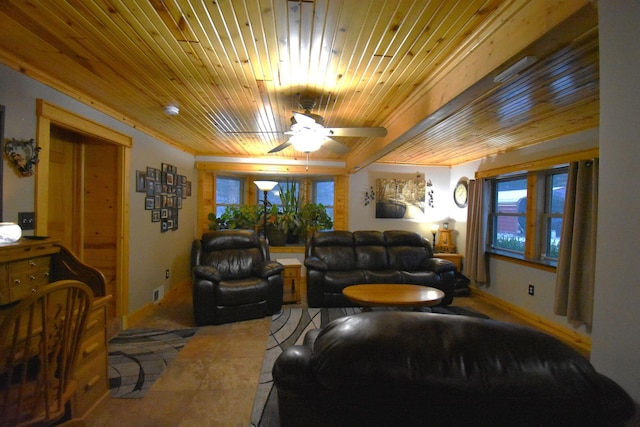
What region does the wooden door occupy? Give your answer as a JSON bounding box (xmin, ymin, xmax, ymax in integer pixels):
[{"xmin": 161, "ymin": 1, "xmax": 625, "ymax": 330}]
[{"xmin": 47, "ymin": 125, "xmax": 119, "ymax": 332}]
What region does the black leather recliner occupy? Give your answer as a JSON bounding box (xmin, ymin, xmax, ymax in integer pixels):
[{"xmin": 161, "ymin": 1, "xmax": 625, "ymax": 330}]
[
  {"xmin": 273, "ymin": 312, "xmax": 635, "ymax": 427},
  {"xmin": 191, "ymin": 230, "xmax": 284, "ymax": 325}
]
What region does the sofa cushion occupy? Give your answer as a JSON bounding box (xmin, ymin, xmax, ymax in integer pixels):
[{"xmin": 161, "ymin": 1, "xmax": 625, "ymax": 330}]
[
  {"xmin": 216, "ymin": 278, "xmax": 268, "ymax": 305},
  {"xmin": 312, "ymin": 312, "xmax": 614, "ymax": 398},
  {"xmin": 275, "ymin": 311, "xmax": 635, "ymax": 426}
]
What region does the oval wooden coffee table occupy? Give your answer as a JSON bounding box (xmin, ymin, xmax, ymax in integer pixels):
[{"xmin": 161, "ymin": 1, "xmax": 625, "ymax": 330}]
[{"xmin": 343, "ymin": 284, "xmax": 445, "ymax": 311}]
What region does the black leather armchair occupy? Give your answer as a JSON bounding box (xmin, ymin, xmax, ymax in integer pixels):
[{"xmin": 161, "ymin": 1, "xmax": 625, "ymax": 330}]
[
  {"xmin": 191, "ymin": 230, "xmax": 284, "ymax": 325},
  {"xmin": 273, "ymin": 312, "xmax": 635, "ymax": 427}
]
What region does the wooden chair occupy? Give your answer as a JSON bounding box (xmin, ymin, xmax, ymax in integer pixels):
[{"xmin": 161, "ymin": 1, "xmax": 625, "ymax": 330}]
[{"xmin": 0, "ymin": 280, "xmax": 93, "ymax": 427}]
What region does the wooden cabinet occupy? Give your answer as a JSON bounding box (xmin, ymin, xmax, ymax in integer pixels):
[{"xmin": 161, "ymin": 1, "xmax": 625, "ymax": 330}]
[
  {"xmin": 277, "ymin": 258, "xmax": 301, "ymax": 304},
  {"xmin": 0, "ymin": 239, "xmax": 110, "ymax": 419}
]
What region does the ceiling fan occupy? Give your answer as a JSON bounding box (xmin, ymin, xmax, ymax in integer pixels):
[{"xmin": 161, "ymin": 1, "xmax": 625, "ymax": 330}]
[{"xmin": 268, "ymin": 100, "xmax": 387, "ymax": 154}]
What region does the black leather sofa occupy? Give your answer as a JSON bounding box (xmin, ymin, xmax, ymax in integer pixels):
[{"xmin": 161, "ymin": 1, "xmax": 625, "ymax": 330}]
[
  {"xmin": 304, "ymin": 230, "xmax": 456, "ymax": 307},
  {"xmin": 191, "ymin": 230, "xmax": 284, "ymax": 325},
  {"xmin": 273, "ymin": 312, "xmax": 635, "ymax": 427}
]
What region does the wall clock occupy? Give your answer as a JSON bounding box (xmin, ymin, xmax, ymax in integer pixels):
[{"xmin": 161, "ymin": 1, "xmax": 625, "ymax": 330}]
[{"xmin": 453, "ymin": 179, "xmax": 468, "ymax": 208}]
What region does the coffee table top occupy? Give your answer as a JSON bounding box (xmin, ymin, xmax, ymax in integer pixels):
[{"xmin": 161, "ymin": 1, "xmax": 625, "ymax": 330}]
[{"xmin": 342, "ymin": 284, "xmax": 445, "ymax": 308}]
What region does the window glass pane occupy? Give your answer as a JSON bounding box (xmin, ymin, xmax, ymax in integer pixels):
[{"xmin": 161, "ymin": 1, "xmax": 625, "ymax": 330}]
[
  {"xmin": 547, "ymin": 217, "xmax": 563, "ymax": 258},
  {"xmin": 216, "ymin": 177, "xmax": 241, "ymax": 205},
  {"xmin": 550, "ymin": 173, "xmax": 567, "ymax": 213},
  {"xmin": 545, "ymin": 171, "xmax": 567, "ymax": 259},
  {"xmin": 315, "ymin": 181, "xmax": 334, "ymax": 205},
  {"xmin": 493, "ymin": 177, "xmax": 527, "ymax": 253},
  {"xmin": 263, "ymin": 180, "xmax": 299, "ymax": 207}
]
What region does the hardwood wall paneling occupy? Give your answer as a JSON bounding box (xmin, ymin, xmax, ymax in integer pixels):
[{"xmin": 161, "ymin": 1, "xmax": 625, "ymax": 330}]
[
  {"xmin": 82, "ymin": 140, "xmax": 118, "ymax": 288},
  {"xmin": 48, "ymin": 126, "xmax": 81, "ymax": 251},
  {"xmin": 198, "ymin": 170, "xmax": 214, "ymax": 235},
  {"xmin": 333, "ymin": 175, "xmax": 348, "ymax": 231}
]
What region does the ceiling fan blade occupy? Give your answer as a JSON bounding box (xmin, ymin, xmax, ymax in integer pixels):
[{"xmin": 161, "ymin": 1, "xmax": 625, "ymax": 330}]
[
  {"xmin": 268, "ymin": 141, "xmax": 292, "ymax": 153},
  {"xmin": 326, "ymin": 127, "xmax": 387, "ymax": 137},
  {"xmin": 323, "ymin": 137, "xmax": 351, "ymax": 154},
  {"xmin": 292, "ymin": 111, "xmax": 318, "ymax": 127}
]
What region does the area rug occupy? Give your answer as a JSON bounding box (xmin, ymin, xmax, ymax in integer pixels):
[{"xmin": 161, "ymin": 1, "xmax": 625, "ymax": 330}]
[
  {"xmin": 249, "ymin": 305, "xmax": 488, "ymax": 426},
  {"xmin": 108, "ymin": 328, "xmax": 198, "ymax": 398}
]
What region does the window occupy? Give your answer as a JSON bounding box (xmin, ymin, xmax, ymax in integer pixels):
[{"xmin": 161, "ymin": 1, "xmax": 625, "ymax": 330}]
[
  {"xmin": 313, "ymin": 180, "xmax": 334, "ymax": 223},
  {"xmin": 215, "ymin": 176, "xmax": 242, "ymax": 217},
  {"xmin": 542, "ymin": 170, "xmax": 568, "ymax": 260},
  {"xmin": 491, "ymin": 175, "xmax": 527, "ymax": 254},
  {"xmin": 488, "ymin": 167, "xmax": 568, "ymax": 265}
]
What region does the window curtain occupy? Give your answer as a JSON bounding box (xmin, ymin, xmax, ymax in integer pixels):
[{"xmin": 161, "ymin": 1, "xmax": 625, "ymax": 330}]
[
  {"xmin": 464, "ymin": 178, "xmax": 488, "ymax": 285},
  {"xmin": 554, "ymin": 159, "xmax": 599, "ymax": 329}
]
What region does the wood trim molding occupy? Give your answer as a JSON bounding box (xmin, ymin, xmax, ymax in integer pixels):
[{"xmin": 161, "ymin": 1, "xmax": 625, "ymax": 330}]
[
  {"xmin": 475, "ymin": 148, "xmax": 599, "ymax": 179},
  {"xmin": 37, "ymin": 99, "xmax": 132, "ymax": 148},
  {"xmin": 470, "ymin": 287, "xmax": 592, "ymax": 354}
]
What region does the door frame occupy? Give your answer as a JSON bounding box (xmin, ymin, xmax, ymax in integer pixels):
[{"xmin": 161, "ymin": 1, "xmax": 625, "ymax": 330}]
[{"xmin": 34, "ymin": 99, "xmax": 131, "ymax": 321}]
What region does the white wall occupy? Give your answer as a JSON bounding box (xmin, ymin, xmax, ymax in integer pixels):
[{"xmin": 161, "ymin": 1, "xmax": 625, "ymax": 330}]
[
  {"xmin": 0, "ymin": 64, "xmax": 198, "ymax": 314},
  {"xmin": 591, "ymin": 1, "xmax": 640, "ymax": 402},
  {"xmin": 349, "ymin": 163, "xmax": 454, "ymax": 245}
]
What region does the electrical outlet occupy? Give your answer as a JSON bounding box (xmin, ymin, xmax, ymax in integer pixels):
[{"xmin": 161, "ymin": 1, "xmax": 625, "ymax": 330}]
[
  {"xmin": 528, "ymin": 284, "xmax": 535, "ymax": 296},
  {"xmin": 165, "ymin": 269, "xmax": 170, "ymax": 279},
  {"xmin": 18, "ymin": 212, "xmax": 35, "ymax": 231}
]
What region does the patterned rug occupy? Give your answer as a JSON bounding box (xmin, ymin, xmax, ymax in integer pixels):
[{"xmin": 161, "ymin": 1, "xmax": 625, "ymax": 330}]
[
  {"xmin": 249, "ymin": 305, "xmax": 488, "ymax": 426},
  {"xmin": 108, "ymin": 328, "xmax": 198, "ymax": 398}
]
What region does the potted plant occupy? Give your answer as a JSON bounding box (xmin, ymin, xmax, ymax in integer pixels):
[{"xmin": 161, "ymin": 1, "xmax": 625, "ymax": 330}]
[
  {"xmin": 299, "ymin": 202, "xmax": 333, "ymax": 240},
  {"xmin": 211, "ymin": 205, "xmax": 261, "ymax": 230},
  {"xmin": 265, "ymin": 180, "xmax": 303, "ymax": 244}
]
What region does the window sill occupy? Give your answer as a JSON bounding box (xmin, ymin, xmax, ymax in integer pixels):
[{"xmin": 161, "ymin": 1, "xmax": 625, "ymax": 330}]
[{"xmin": 487, "ymin": 249, "xmax": 557, "ymax": 273}]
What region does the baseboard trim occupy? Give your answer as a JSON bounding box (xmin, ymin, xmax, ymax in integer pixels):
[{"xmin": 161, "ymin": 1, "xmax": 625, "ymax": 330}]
[
  {"xmin": 122, "ymin": 279, "xmax": 190, "ymax": 329},
  {"xmin": 470, "ymin": 288, "xmax": 592, "ymax": 355}
]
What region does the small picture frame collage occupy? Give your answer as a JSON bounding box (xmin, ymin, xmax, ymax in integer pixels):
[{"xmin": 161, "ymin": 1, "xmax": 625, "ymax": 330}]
[{"xmin": 136, "ymin": 162, "xmax": 192, "ymax": 232}]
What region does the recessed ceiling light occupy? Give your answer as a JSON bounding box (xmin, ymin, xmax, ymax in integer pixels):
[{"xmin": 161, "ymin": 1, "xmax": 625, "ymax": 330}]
[{"xmin": 164, "ymin": 105, "xmax": 180, "ymax": 116}]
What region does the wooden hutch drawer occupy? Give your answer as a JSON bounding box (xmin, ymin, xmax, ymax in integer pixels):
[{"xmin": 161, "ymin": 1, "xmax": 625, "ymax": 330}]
[
  {"xmin": 72, "ymin": 299, "xmax": 109, "ymax": 418},
  {"xmin": 73, "ymin": 349, "xmax": 108, "ymax": 416}
]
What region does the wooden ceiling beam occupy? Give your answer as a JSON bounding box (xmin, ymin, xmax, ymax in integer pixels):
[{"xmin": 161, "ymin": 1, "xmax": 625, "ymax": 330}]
[{"xmin": 344, "ymin": 0, "xmax": 597, "ymax": 173}]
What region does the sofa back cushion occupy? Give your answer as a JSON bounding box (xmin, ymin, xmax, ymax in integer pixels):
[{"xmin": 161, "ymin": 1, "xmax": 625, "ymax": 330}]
[
  {"xmin": 200, "ymin": 230, "xmax": 263, "ymax": 279},
  {"xmin": 313, "ymin": 312, "xmax": 618, "ymax": 396},
  {"xmin": 353, "ymin": 231, "xmax": 388, "ymax": 270},
  {"xmin": 308, "ymin": 230, "xmax": 355, "ymax": 271},
  {"xmin": 384, "ymin": 230, "xmax": 430, "ymax": 270}
]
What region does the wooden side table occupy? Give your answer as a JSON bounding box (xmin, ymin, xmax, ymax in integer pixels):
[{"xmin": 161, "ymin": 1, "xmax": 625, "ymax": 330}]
[
  {"xmin": 434, "ymin": 253, "xmax": 463, "ymax": 271},
  {"xmin": 277, "ymin": 258, "xmax": 301, "ymax": 304}
]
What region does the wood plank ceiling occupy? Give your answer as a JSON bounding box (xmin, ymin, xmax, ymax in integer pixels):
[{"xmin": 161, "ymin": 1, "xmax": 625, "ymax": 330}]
[{"xmin": 0, "ymin": 0, "xmax": 599, "ymax": 172}]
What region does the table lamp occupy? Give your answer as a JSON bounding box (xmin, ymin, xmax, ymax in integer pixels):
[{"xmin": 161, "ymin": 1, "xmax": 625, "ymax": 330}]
[{"xmin": 429, "ymin": 223, "xmax": 439, "ymax": 250}]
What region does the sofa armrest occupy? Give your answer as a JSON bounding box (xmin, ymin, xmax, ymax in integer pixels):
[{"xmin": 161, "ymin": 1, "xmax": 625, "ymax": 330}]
[
  {"xmin": 304, "ymin": 257, "xmax": 328, "ymax": 272},
  {"xmin": 273, "ymin": 345, "xmax": 316, "ymax": 392},
  {"xmin": 192, "ymin": 265, "xmax": 222, "ymax": 283},
  {"xmin": 255, "ymin": 261, "xmax": 285, "ymax": 278},
  {"xmin": 424, "ymin": 258, "xmax": 456, "ymax": 274}
]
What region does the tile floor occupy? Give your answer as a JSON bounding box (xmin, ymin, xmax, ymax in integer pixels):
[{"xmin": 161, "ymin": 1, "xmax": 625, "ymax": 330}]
[{"xmin": 84, "ymin": 285, "xmax": 557, "ymax": 426}]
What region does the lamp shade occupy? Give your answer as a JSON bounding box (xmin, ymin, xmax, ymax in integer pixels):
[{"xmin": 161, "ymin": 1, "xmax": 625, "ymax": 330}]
[
  {"xmin": 254, "ymin": 180, "xmax": 278, "ymax": 192},
  {"xmin": 0, "ymin": 222, "xmax": 22, "ymax": 243},
  {"xmin": 429, "ymin": 223, "xmax": 440, "ymax": 233}
]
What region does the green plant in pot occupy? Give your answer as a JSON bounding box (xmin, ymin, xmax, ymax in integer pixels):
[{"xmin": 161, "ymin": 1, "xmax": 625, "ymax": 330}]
[
  {"xmin": 265, "ymin": 180, "xmax": 303, "ymax": 244},
  {"xmin": 299, "ymin": 202, "xmax": 333, "ymax": 240},
  {"xmin": 214, "ymin": 205, "xmax": 261, "ymax": 230}
]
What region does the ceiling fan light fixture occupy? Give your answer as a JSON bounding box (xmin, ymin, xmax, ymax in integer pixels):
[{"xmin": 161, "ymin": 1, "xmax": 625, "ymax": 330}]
[{"xmin": 289, "ymin": 133, "xmax": 324, "ymax": 153}]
